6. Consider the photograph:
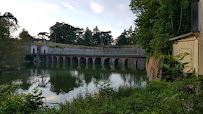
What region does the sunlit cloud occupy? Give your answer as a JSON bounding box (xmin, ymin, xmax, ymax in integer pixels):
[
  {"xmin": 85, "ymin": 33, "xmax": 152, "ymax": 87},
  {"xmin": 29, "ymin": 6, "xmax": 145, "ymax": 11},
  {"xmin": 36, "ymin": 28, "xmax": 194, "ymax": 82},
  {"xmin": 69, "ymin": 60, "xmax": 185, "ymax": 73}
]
[
  {"xmin": 90, "ymin": 1, "xmax": 103, "ymax": 14},
  {"xmin": 62, "ymin": 2, "xmax": 75, "ymax": 10}
]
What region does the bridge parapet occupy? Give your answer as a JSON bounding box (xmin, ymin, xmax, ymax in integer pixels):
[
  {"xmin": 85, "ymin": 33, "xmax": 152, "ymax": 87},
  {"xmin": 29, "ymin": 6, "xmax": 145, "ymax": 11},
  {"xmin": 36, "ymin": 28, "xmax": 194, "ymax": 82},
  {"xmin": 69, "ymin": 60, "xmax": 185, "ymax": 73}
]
[{"xmin": 46, "ymin": 46, "xmax": 145, "ymax": 56}]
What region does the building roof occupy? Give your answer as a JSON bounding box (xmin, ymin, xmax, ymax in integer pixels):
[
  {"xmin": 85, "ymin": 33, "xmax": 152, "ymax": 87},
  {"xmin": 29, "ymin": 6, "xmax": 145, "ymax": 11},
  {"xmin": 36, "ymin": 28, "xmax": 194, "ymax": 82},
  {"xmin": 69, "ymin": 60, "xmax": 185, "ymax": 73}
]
[{"xmin": 169, "ymin": 32, "xmax": 199, "ymax": 41}]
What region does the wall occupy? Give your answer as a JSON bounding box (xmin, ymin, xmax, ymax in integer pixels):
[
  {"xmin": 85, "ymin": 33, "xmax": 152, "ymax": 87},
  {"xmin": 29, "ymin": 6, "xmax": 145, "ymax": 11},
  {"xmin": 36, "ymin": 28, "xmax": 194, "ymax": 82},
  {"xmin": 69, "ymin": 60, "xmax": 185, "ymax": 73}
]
[
  {"xmin": 173, "ymin": 36, "xmax": 198, "ymax": 74},
  {"xmin": 47, "ymin": 47, "xmax": 145, "ymax": 56},
  {"xmin": 199, "ymin": 0, "xmax": 203, "ymax": 75},
  {"xmin": 31, "ymin": 45, "xmax": 37, "ymax": 54}
]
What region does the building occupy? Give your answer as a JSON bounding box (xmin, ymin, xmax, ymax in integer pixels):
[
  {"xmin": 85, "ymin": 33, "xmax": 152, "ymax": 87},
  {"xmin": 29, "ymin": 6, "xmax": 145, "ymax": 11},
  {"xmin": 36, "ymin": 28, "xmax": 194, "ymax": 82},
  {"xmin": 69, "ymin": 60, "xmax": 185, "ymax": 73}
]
[{"xmin": 169, "ymin": 1, "xmax": 203, "ymax": 75}]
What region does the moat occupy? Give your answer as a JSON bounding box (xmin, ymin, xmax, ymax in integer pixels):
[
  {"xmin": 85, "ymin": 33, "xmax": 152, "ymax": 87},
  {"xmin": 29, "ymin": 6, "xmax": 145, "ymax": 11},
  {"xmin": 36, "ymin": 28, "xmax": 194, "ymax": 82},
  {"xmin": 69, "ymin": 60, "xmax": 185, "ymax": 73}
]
[{"xmin": 0, "ymin": 62, "xmax": 146, "ymax": 106}]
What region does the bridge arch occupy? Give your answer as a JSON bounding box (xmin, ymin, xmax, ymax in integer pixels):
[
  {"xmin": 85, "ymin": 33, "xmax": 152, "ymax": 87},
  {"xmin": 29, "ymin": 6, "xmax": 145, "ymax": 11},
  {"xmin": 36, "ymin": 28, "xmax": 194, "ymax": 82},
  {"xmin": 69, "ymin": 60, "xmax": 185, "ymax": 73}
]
[
  {"xmin": 58, "ymin": 56, "xmax": 63, "ymax": 63},
  {"xmin": 80, "ymin": 57, "xmax": 86, "ymax": 64},
  {"xmin": 115, "ymin": 58, "xmax": 123, "ymax": 65},
  {"xmin": 65, "ymin": 57, "xmax": 71, "ymax": 63},
  {"xmin": 95, "ymin": 58, "xmax": 101, "ymax": 64},
  {"xmin": 53, "ymin": 56, "xmax": 57, "ymax": 63},
  {"xmin": 125, "ymin": 59, "xmax": 129, "ymax": 66},
  {"xmin": 72, "ymin": 57, "xmax": 78, "ymax": 64},
  {"xmin": 104, "ymin": 58, "xmax": 112, "ymax": 64},
  {"xmin": 87, "ymin": 58, "xmax": 93, "ymax": 64}
]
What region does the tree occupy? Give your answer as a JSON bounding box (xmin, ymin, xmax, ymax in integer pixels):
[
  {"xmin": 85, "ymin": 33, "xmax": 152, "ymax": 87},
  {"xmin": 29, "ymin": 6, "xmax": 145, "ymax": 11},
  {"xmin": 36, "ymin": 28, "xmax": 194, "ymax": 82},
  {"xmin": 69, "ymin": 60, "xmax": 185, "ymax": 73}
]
[
  {"xmin": 83, "ymin": 27, "xmax": 92, "ymax": 46},
  {"xmin": 116, "ymin": 30, "xmax": 128, "ymax": 45},
  {"xmin": 130, "ymin": 0, "xmax": 191, "ymax": 55},
  {"xmin": 50, "ymin": 22, "xmax": 77, "ymax": 44},
  {"xmin": 0, "ymin": 12, "xmax": 22, "ymax": 69},
  {"xmin": 116, "ymin": 27, "xmax": 136, "ymax": 45},
  {"xmin": 92, "ymin": 26, "xmax": 101, "ymax": 45},
  {"xmin": 19, "ymin": 29, "xmax": 33, "ymax": 42},
  {"xmin": 100, "ymin": 31, "xmax": 113, "ymax": 45},
  {"xmin": 38, "ymin": 32, "xmax": 49, "ymax": 41}
]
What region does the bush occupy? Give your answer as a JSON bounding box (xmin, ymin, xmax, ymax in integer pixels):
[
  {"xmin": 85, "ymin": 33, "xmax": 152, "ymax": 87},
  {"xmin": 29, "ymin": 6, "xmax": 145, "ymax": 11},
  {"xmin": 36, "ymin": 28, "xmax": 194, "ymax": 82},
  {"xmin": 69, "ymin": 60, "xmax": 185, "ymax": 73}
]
[{"xmin": 0, "ymin": 85, "xmax": 44, "ymax": 114}]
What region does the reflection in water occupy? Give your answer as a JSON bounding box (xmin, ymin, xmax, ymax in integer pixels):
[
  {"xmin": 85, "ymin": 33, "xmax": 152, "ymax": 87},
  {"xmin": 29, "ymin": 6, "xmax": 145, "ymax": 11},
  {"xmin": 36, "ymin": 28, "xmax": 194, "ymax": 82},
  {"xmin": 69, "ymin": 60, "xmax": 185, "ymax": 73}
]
[{"xmin": 0, "ymin": 62, "xmax": 146, "ymax": 105}]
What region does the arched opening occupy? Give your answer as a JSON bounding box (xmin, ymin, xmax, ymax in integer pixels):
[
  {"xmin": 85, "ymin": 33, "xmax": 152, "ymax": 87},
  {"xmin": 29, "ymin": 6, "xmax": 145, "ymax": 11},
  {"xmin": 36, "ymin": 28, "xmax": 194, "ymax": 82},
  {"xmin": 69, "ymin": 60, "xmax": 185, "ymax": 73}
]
[
  {"xmin": 114, "ymin": 58, "xmax": 123, "ymax": 65},
  {"xmin": 88, "ymin": 58, "xmax": 93, "ymax": 64},
  {"xmin": 72, "ymin": 57, "xmax": 78, "ymax": 64},
  {"xmin": 58, "ymin": 57, "xmax": 63, "ymax": 63},
  {"xmin": 65, "ymin": 57, "xmax": 71, "ymax": 63},
  {"xmin": 125, "ymin": 59, "xmax": 128, "ymax": 66},
  {"xmin": 48, "ymin": 56, "xmax": 52, "ymax": 62},
  {"xmin": 136, "ymin": 58, "xmax": 146, "ymax": 71},
  {"xmin": 104, "ymin": 58, "xmax": 110, "ymax": 64},
  {"xmin": 95, "ymin": 58, "xmax": 101, "ymax": 64},
  {"xmin": 80, "ymin": 57, "xmax": 86, "ymax": 64},
  {"xmin": 53, "ymin": 56, "xmax": 57, "ymax": 63},
  {"xmin": 44, "ymin": 50, "xmax": 46, "ymax": 53}
]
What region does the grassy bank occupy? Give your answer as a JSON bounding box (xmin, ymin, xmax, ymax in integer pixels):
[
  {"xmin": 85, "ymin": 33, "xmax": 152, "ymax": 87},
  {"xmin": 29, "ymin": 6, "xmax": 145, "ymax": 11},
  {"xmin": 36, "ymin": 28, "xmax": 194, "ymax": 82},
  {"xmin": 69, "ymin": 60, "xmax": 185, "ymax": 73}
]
[{"xmin": 34, "ymin": 42, "xmax": 140, "ymax": 49}]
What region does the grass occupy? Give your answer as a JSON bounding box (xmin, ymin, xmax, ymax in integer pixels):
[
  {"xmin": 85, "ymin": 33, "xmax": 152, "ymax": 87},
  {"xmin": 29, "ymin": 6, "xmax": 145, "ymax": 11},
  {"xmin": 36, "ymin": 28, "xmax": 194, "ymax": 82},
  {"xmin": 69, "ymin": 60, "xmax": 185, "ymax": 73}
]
[{"xmin": 33, "ymin": 42, "xmax": 140, "ymax": 49}]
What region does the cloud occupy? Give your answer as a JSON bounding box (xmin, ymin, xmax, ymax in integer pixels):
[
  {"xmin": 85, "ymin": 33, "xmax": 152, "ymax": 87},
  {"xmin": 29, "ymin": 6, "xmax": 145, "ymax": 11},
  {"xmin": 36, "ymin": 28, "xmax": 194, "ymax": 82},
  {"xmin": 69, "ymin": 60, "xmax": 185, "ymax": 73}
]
[
  {"xmin": 118, "ymin": 4, "xmax": 127, "ymax": 11},
  {"xmin": 62, "ymin": 2, "xmax": 75, "ymax": 10},
  {"xmin": 90, "ymin": 1, "xmax": 103, "ymax": 14}
]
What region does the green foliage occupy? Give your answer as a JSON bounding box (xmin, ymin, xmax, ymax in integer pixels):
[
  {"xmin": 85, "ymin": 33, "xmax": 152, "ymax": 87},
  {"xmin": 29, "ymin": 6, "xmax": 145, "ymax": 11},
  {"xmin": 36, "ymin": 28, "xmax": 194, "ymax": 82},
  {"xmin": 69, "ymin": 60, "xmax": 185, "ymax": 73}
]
[
  {"xmin": 50, "ymin": 22, "xmax": 77, "ymax": 44},
  {"xmin": 19, "ymin": 29, "xmax": 33, "ymax": 42},
  {"xmin": 159, "ymin": 53, "xmax": 189, "ymax": 81},
  {"xmin": 38, "ymin": 77, "xmax": 203, "ymax": 113},
  {"xmin": 116, "ymin": 26, "xmax": 136, "ymax": 45},
  {"xmin": 0, "ymin": 85, "xmax": 44, "ymax": 114},
  {"xmin": 130, "ymin": 0, "xmax": 191, "ymax": 55}
]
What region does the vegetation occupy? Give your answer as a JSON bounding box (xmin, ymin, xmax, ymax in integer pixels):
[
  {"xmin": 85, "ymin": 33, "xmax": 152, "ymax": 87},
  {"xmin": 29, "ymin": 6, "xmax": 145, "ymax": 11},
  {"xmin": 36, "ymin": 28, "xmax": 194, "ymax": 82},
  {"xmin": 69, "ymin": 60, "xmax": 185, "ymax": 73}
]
[
  {"xmin": 0, "ymin": 12, "xmax": 23, "ymax": 69},
  {"xmin": 39, "ymin": 78, "xmax": 202, "ymax": 113},
  {"xmin": 19, "ymin": 29, "xmax": 33, "ymax": 42},
  {"xmin": 130, "ymin": 0, "xmax": 191, "ymax": 56},
  {"xmin": 49, "ymin": 22, "xmax": 113, "ymax": 46},
  {"xmin": 34, "ymin": 42, "xmax": 140, "ymax": 49},
  {"xmin": 36, "ymin": 53, "xmax": 202, "ymax": 113},
  {"xmin": 0, "ymin": 85, "xmax": 44, "ymax": 113},
  {"xmin": 116, "ymin": 26, "xmax": 136, "ymax": 45}
]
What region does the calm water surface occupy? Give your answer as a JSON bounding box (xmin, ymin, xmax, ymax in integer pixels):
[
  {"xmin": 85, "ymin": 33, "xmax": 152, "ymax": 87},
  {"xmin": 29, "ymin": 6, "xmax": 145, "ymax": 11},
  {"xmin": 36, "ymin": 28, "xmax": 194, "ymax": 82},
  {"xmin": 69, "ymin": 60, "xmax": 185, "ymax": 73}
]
[{"xmin": 0, "ymin": 63, "xmax": 146, "ymax": 106}]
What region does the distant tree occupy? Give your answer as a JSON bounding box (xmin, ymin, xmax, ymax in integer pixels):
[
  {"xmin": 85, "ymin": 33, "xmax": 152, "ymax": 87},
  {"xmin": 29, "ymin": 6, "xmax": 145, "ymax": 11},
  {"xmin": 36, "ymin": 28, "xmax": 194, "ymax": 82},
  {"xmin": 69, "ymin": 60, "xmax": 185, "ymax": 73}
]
[
  {"xmin": 38, "ymin": 32, "xmax": 49, "ymax": 40},
  {"xmin": 19, "ymin": 29, "xmax": 33, "ymax": 42},
  {"xmin": 50, "ymin": 22, "xmax": 77, "ymax": 44},
  {"xmin": 100, "ymin": 31, "xmax": 113, "ymax": 45},
  {"xmin": 116, "ymin": 26, "xmax": 136, "ymax": 45},
  {"xmin": 83, "ymin": 27, "xmax": 93, "ymax": 46},
  {"xmin": 92, "ymin": 26, "xmax": 101, "ymax": 45},
  {"xmin": 75, "ymin": 28, "xmax": 84, "ymax": 45}
]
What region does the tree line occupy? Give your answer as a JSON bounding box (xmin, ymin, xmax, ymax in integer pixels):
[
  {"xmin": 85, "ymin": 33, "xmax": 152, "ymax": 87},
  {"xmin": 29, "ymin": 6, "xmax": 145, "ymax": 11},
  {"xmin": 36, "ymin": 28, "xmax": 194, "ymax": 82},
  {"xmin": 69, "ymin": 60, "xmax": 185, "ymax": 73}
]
[{"xmin": 19, "ymin": 22, "xmax": 137, "ymax": 46}]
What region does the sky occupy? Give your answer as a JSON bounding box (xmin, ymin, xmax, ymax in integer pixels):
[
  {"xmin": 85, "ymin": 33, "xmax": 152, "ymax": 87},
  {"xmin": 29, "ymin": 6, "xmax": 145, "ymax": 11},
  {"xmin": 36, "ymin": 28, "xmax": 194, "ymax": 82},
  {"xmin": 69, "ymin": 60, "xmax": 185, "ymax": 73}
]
[{"xmin": 0, "ymin": 0, "xmax": 136, "ymax": 39}]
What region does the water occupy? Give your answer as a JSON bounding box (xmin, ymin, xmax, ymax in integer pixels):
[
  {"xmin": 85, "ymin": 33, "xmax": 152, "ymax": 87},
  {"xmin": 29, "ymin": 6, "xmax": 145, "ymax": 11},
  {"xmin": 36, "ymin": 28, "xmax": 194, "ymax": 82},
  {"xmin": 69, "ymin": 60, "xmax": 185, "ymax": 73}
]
[{"xmin": 0, "ymin": 63, "xmax": 147, "ymax": 107}]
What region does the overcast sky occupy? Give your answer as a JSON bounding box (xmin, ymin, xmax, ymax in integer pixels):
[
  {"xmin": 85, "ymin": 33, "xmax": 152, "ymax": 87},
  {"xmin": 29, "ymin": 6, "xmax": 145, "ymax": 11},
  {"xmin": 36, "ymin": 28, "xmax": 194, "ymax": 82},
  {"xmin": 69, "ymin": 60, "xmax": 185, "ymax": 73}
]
[{"xmin": 0, "ymin": 0, "xmax": 136, "ymax": 39}]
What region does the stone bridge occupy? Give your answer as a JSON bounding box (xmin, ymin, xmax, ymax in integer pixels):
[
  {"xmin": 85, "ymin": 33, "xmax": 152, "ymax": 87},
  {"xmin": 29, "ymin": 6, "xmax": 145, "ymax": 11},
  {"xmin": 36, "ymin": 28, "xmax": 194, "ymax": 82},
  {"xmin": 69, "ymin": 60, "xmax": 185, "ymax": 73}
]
[{"xmin": 31, "ymin": 44, "xmax": 145, "ymax": 66}]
